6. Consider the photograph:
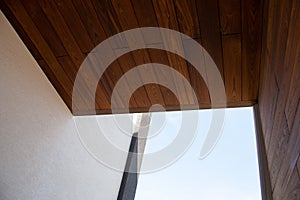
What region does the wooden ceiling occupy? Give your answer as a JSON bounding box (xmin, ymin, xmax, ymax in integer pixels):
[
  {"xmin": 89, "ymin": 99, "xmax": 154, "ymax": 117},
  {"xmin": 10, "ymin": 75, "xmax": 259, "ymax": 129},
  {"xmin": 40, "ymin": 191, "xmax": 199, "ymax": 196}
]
[{"xmin": 0, "ymin": 0, "xmax": 263, "ymax": 115}]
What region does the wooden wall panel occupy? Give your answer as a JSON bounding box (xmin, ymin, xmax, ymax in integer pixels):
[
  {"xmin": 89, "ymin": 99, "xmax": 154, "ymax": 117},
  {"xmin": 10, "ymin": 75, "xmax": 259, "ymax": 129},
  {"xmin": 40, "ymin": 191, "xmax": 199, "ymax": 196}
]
[
  {"xmin": 254, "ymin": 105, "xmax": 273, "ymax": 200},
  {"xmin": 282, "ymin": 168, "xmax": 300, "ymax": 200},
  {"xmin": 242, "ymin": 0, "xmax": 263, "ymax": 101},
  {"xmin": 259, "ymin": 0, "xmax": 300, "ymax": 199},
  {"xmin": 0, "ymin": 0, "xmax": 262, "ymax": 114}
]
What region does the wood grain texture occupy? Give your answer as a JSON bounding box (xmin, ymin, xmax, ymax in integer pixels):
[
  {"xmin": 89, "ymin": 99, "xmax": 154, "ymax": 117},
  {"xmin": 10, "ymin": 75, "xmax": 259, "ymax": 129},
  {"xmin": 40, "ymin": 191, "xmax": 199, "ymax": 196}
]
[
  {"xmin": 21, "ymin": 0, "xmax": 67, "ymax": 57},
  {"xmin": 258, "ymin": 0, "xmax": 300, "ymax": 199},
  {"xmin": 196, "ymin": 0, "xmax": 224, "ymax": 77},
  {"xmin": 282, "ymin": 168, "xmax": 300, "ymax": 200},
  {"xmin": 152, "ymin": 0, "xmax": 194, "ymax": 105},
  {"xmin": 253, "ymin": 105, "xmax": 273, "ymax": 200},
  {"xmin": 174, "ymin": 0, "xmax": 200, "ymax": 38},
  {"xmin": 242, "ymin": 0, "xmax": 263, "ymax": 101},
  {"xmin": 0, "ymin": 1, "xmax": 43, "ymax": 60},
  {"xmin": 2, "ymin": 0, "xmax": 74, "ymax": 104},
  {"xmin": 111, "ymin": 0, "xmax": 165, "ymax": 106},
  {"xmin": 219, "ymin": 0, "xmax": 241, "ymax": 35},
  {"xmin": 297, "ymin": 156, "xmax": 300, "ymax": 175},
  {"xmin": 267, "ymin": 1, "xmax": 300, "ymax": 187},
  {"xmin": 273, "ymin": 104, "xmax": 300, "ymax": 199},
  {"xmin": 55, "ymin": 0, "xmax": 94, "ymax": 54},
  {"xmin": 0, "ymin": 0, "xmax": 263, "ymax": 114},
  {"xmin": 130, "ymin": 0, "xmax": 179, "ymax": 106},
  {"xmin": 222, "ymin": 34, "xmax": 241, "ymax": 102},
  {"xmin": 283, "ymin": 0, "xmax": 300, "ymax": 131}
]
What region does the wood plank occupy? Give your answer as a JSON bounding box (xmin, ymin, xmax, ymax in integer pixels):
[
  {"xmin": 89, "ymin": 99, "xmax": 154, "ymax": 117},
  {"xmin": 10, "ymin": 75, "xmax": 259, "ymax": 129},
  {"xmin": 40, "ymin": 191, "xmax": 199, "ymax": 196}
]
[
  {"xmin": 91, "ymin": 0, "xmax": 149, "ymax": 108},
  {"xmin": 184, "ymin": 38, "xmax": 210, "ymax": 105},
  {"xmin": 130, "ymin": 0, "xmax": 162, "ymax": 44},
  {"xmin": 152, "ymin": 0, "xmax": 180, "ymax": 31},
  {"xmin": 1, "ymin": 0, "xmax": 263, "ymax": 114},
  {"xmin": 187, "ymin": 62, "xmax": 210, "ymax": 105},
  {"xmin": 90, "ymin": 0, "xmax": 126, "ymax": 46},
  {"xmin": 241, "ymin": 0, "xmax": 263, "ymax": 101},
  {"xmin": 266, "ymin": 76, "xmax": 292, "ymax": 162},
  {"xmin": 0, "ymin": 1, "xmax": 43, "ymax": 60},
  {"xmin": 152, "ymin": 0, "xmax": 194, "ymax": 105},
  {"xmin": 131, "ymin": 0, "xmax": 182, "ymax": 106},
  {"xmin": 71, "ymin": 0, "xmax": 127, "ymax": 108},
  {"xmin": 114, "ymin": 49, "xmax": 151, "ymax": 108},
  {"xmin": 39, "ymin": 0, "xmax": 111, "ymax": 110},
  {"xmin": 38, "ymin": 0, "xmax": 85, "ymax": 67},
  {"xmin": 285, "ymin": 52, "xmax": 300, "ymax": 129},
  {"xmin": 147, "ymin": 46, "xmax": 181, "ymax": 106},
  {"xmin": 56, "ymin": 55, "xmax": 111, "ymax": 110},
  {"xmin": 273, "ymin": 103, "xmax": 300, "ymax": 199},
  {"xmin": 260, "ymin": 74, "xmax": 279, "ymax": 152},
  {"xmin": 271, "ymin": 0, "xmax": 294, "ymax": 87},
  {"xmin": 281, "ymin": 167, "xmax": 300, "ymax": 200},
  {"xmin": 71, "ymin": 0, "xmax": 107, "ymax": 45},
  {"xmin": 222, "ymin": 34, "xmax": 241, "ymax": 102},
  {"xmin": 195, "ymin": 0, "xmax": 225, "ymax": 105},
  {"xmin": 258, "ymin": 0, "xmax": 273, "ymax": 101},
  {"xmin": 196, "ymin": 0, "xmax": 224, "ymax": 77},
  {"xmin": 253, "ymin": 105, "xmax": 273, "ymax": 200},
  {"xmin": 258, "ymin": 0, "xmax": 275, "ymax": 136},
  {"xmin": 263, "ymin": 1, "xmax": 294, "ymax": 153},
  {"xmin": 285, "ymin": 55, "xmax": 300, "ymax": 131},
  {"xmin": 110, "ymin": 0, "xmax": 165, "ymax": 106},
  {"xmin": 284, "ymin": 0, "xmax": 300, "ymax": 131},
  {"xmin": 219, "ymin": 0, "xmax": 241, "ymax": 35},
  {"xmin": 297, "ymin": 155, "xmax": 300, "ymax": 175},
  {"xmin": 21, "ymin": 0, "xmax": 67, "ymax": 57},
  {"xmin": 268, "ymin": 112, "xmax": 290, "ymax": 189},
  {"xmin": 266, "ymin": 0, "xmax": 300, "ymax": 190},
  {"xmin": 258, "ymin": 0, "xmax": 300, "ymax": 198},
  {"xmin": 2, "ymin": 0, "xmax": 77, "ymax": 109},
  {"xmin": 174, "ymin": 0, "xmax": 201, "ymax": 38},
  {"xmin": 129, "ymin": 49, "xmax": 166, "ymax": 105},
  {"xmin": 283, "ymin": 169, "xmax": 300, "ymax": 200},
  {"xmin": 54, "ymin": 0, "xmax": 94, "ymax": 54},
  {"xmin": 87, "ymin": 53, "xmax": 126, "ymax": 109},
  {"xmin": 72, "ymin": 0, "xmax": 138, "ymax": 109}
]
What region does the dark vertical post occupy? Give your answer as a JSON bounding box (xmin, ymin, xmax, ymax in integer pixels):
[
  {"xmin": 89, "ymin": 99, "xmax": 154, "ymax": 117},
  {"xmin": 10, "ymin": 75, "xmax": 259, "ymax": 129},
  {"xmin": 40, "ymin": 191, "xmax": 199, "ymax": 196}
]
[{"xmin": 117, "ymin": 133, "xmax": 138, "ymax": 200}]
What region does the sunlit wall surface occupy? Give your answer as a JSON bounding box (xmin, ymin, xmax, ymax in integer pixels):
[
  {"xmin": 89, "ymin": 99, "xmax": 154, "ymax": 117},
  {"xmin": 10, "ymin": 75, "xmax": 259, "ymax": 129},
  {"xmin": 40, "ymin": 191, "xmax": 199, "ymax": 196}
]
[{"xmin": 135, "ymin": 107, "xmax": 261, "ymax": 200}]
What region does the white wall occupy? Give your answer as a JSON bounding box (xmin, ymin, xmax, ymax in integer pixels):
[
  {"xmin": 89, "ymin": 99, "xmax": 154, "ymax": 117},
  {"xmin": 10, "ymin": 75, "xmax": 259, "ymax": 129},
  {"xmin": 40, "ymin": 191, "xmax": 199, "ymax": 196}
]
[{"xmin": 0, "ymin": 11, "xmax": 131, "ymax": 200}]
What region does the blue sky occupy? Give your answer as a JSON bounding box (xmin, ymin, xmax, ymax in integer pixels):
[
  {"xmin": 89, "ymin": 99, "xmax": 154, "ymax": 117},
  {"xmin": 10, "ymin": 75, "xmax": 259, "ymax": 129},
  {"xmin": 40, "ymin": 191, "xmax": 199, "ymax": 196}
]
[{"xmin": 135, "ymin": 107, "xmax": 262, "ymax": 200}]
